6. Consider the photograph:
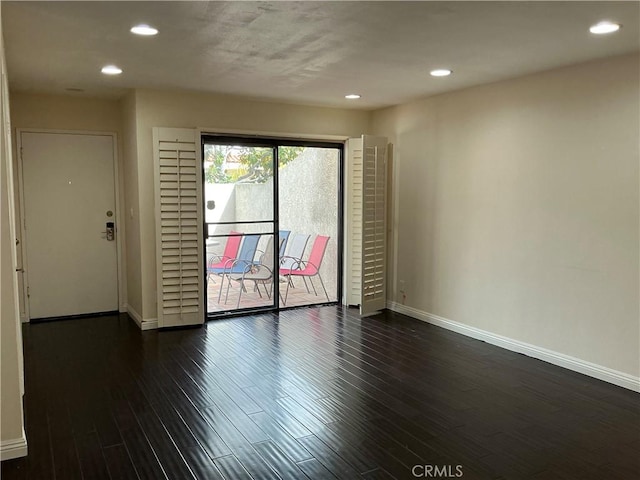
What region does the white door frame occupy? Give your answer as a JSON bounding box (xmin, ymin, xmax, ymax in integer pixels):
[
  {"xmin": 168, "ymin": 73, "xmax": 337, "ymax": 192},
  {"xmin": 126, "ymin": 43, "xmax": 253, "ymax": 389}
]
[{"xmin": 16, "ymin": 128, "xmax": 125, "ymax": 321}]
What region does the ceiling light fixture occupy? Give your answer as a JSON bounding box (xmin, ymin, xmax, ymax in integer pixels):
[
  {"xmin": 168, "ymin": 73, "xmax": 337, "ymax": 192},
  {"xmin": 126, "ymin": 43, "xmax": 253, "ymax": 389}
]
[
  {"xmin": 101, "ymin": 65, "xmax": 123, "ymax": 75},
  {"xmin": 430, "ymin": 69, "xmax": 452, "ymax": 77},
  {"xmin": 345, "ymin": 94, "xmax": 361, "ymax": 99},
  {"xmin": 131, "ymin": 24, "xmax": 159, "ymax": 36},
  {"xmin": 589, "ymin": 21, "xmax": 621, "ymax": 34}
]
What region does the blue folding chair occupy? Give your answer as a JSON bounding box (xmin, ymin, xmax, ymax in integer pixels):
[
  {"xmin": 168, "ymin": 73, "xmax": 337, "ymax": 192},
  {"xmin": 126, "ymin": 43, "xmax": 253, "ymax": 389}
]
[
  {"xmin": 217, "ymin": 234, "xmax": 261, "ymax": 303},
  {"xmin": 279, "ymin": 230, "xmax": 291, "ymax": 257}
]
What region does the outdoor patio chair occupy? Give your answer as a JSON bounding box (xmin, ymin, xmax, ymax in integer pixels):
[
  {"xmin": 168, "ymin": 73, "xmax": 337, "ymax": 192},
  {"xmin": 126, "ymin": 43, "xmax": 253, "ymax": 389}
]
[
  {"xmin": 279, "ymin": 233, "xmax": 310, "ymax": 289},
  {"xmin": 227, "ymin": 236, "xmax": 277, "ymax": 308},
  {"xmin": 206, "ymin": 231, "xmax": 242, "ymax": 287},
  {"xmin": 217, "ymin": 234, "xmax": 261, "ymax": 302},
  {"xmin": 280, "ymin": 235, "xmax": 330, "ymax": 305},
  {"xmin": 280, "ymin": 233, "xmax": 309, "ymax": 269},
  {"xmin": 279, "ymin": 230, "xmax": 291, "ymax": 257}
]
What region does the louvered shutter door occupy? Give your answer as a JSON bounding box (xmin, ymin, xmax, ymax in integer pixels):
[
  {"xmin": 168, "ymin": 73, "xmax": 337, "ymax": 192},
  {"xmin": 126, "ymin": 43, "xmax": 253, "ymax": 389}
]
[
  {"xmin": 345, "ymin": 139, "xmax": 363, "ymax": 306},
  {"xmin": 360, "ymin": 135, "xmax": 387, "ymax": 316},
  {"xmin": 153, "ymin": 128, "xmax": 204, "ymax": 327}
]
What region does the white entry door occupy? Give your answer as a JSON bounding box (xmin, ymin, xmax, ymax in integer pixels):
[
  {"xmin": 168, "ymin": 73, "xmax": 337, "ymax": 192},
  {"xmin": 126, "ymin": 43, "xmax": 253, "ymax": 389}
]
[{"xmin": 20, "ymin": 131, "xmax": 118, "ymax": 319}]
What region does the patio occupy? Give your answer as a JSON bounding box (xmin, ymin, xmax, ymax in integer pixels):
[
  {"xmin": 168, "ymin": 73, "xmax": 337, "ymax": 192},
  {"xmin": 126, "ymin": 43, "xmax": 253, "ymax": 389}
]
[{"xmin": 206, "ymin": 276, "xmax": 332, "ymax": 314}]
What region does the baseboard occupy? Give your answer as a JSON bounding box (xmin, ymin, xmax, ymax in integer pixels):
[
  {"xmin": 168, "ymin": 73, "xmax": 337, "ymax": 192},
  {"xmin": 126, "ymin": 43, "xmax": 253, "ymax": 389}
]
[
  {"xmin": 386, "ymin": 301, "xmax": 640, "ymax": 392},
  {"xmin": 0, "ymin": 431, "xmax": 28, "ymax": 461},
  {"xmin": 125, "ymin": 305, "xmax": 158, "ymax": 331}
]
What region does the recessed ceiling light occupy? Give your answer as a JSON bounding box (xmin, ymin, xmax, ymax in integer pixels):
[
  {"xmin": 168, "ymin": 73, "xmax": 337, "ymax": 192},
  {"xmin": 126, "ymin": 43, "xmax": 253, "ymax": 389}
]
[
  {"xmin": 430, "ymin": 69, "xmax": 452, "ymax": 77},
  {"xmin": 345, "ymin": 94, "xmax": 361, "ymax": 99},
  {"xmin": 101, "ymin": 65, "xmax": 123, "ymax": 75},
  {"xmin": 589, "ymin": 21, "xmax": 621, "ymax": 34},
  {"xmin": 131, "ymin": 24, "xmax": 158, "ymax": 36}
]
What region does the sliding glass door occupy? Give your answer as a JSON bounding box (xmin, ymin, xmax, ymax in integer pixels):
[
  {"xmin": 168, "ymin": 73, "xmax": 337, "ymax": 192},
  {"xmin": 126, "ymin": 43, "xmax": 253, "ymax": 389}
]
[
  {"xmin": 277, "ymin": 146, "xmax": 340, "ymax": 307},
  {"xmin": 203, "ymin": 136, "xmax": 342, "ymax": 317},
  {"xmin": 203, "ymin": 141, "xmax": 276, "ymax": 314}
]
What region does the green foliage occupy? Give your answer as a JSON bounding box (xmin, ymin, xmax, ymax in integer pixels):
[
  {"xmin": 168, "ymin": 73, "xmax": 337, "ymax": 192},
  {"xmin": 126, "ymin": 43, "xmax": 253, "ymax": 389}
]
[
  {"xmin": 204, "ymin": 145, "xmax": 230, "ymax": 183},
  {"xmin": 204, "ymin": 145, "xmax": 304, "ymax": 184},
  {"xmin": 278, "ymin": 146, "xmax": 304, "ymax": 169}
]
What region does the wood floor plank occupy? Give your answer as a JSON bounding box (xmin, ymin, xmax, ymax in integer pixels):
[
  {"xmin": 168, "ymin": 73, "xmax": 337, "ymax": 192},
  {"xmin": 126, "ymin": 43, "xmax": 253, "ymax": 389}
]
[
  {"xmin": 2, "ymin": 309, "xmax": 638, "ymax": 480},
  {"xmin": 228, "ymin": 443, "xmax": 281, "ymax": 480},
  {"xmin": 149, "ymin": 401, "xmax": 201, "ymax": 451},
  {"xmin": 166, "ymin": 390, "xmax": 233, "ymax": 460},
  {"xmin": 201, "ymin": 403, "xmax": 269, "ymax": 445},
  {"xmin": 180, "ymin": 447, "xmax": 225, "ymax": 480},
  {"xmin": 109, "ymin": 386, "xmax": 169, "ymax": 480},
  {"xmin": 22, "ymin": 398, "xmax": 55, "ymax": 479},
  {"xmin": 212, "ymin": 455, "xmax": 252, "ymax": 480},
  {"xmin": 115, "ymin": 426, "xmax": 169, "ymax": 480},
  {"xmin": 248, "ymin": 411, "xmax": 313, "ymax": 463},
  {"xmin": 296, "ymin": 457, "xmax": 339, "ymax": 480},
  {"xmin": 252, "ymin": 440, "xmax": 309, "ymax": 480},
  {"xmin": 361, "ymin": 467, "xmax": 397, "ymax": 480},
  {"xmin": 275, "ymin": 396, "xmax": 328, "ymax": 434},
  {"xmin": 74, "ymin": 431, "xmax": 111, "ymax": 480},
  {"xmin": 102, "ymin": 444, "xmax": 140, "ymax": 480},
  {"xmin": 313, "ymin": 422, "xmax": 380, "ymax": 474},
  {"xmin": 46, "ymin": 394, "xmax": 83, "ymax": 480},
  {"xmin": 0, "ymin": 459, "xmax": 27, "ymax": 480},
  {"xmin": 243, "ymin": 386, "xmax": 313, "ymax": 438},
  {"xmin": 297, "ymin": 434, "xmax": 360, "ymax": 480},
  {"xmin": 133, "ymin": 411, "xmax": 196, "ymax": 480}
]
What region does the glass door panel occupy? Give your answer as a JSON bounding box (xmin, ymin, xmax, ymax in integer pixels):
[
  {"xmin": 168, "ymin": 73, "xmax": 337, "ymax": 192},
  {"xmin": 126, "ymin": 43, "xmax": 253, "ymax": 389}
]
[
  {"xmin": 278, "ymin": 146, "xmax": 340, "ymax": 307},
  {"xmin": 204, "ymin": 143, "xmax": 276, "ymax": 314}
]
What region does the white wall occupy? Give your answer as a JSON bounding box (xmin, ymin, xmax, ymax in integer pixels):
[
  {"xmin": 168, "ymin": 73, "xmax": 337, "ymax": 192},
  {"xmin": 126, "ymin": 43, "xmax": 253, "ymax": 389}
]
[
  {"xmin": 373, "ymin": 53, "xmax": 640, "ymax": 382},
  {"xmin": 0, "ymin": 7, "xmax": 27, "ymax": 459},
  {"xmin": 132, "ymin": 89, "xmax": 370, "ymax": 320}
]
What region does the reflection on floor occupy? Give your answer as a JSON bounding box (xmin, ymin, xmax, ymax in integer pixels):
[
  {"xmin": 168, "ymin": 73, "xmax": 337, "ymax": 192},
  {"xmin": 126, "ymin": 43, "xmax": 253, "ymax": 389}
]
[
  {"xmin": 207, "ymin": 276, "xmax": 332, "ymax": 313},
  {"xmin": 4, "ymin": 308, "xmax": 638, "ymax": 480}
]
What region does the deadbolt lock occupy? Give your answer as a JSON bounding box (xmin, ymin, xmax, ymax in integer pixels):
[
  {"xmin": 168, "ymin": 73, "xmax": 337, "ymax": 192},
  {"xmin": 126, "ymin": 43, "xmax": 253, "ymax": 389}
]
[{"xmin": 102, "ymin": 222, "xmax": 115, "ymax": 241}]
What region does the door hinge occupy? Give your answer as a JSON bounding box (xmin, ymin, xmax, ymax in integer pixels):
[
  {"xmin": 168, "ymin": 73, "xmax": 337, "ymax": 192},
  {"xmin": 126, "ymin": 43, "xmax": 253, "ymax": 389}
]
[{"xmin": 27, "ymin": 286, "xmax": 30, "ymax": 298}]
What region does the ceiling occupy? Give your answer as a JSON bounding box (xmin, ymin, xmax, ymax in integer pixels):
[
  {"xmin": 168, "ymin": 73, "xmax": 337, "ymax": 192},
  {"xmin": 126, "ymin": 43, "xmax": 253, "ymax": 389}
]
[{"xmin": 2, "ymin": 1, "xmax": 639, "ymax": 109}]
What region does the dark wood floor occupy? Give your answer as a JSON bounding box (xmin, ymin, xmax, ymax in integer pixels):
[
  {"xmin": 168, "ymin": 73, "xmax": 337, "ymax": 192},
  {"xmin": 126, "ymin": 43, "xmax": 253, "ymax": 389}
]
[{"xmin": 2, "ymin": 307, "xmax": 639, "ymax": 480}]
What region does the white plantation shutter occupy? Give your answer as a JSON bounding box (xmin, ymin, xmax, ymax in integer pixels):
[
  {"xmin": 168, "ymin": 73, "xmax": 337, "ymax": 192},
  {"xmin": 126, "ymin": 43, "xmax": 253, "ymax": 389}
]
[
  {"xmin": 345, "ymin": 139, "xmax": 363, "ymax": 306},
  {"xmin": 345, "ymin": 135, "xmax": 387, "ymax": 316},
  {"xmin": 360, "ymin": 135, "xmax": 387, "ymax": 316},
  {"xmin": 153, "ymin": 128, "xmax": 204, "ymax": 327}
]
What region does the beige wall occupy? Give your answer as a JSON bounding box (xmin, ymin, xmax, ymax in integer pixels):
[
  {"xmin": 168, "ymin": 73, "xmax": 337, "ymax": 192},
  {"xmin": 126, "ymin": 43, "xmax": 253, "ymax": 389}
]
[
  {"xmin": 120, "ymin": 92, "xmax": 141, "ymax": 316},
  {"xmin": 373, "ymin": 53, "xmax": 640, "ymax": 377},
  {"xmin": 133, "ymin": 89, "xmax": 370, "ymax": 319},
  {"xmin": 9, "ymin": 93, "xmax": 122, "ymax": 133},
  {"xmin": 1, "ymin": 9, "xmax": 26, "ymax": 458}
]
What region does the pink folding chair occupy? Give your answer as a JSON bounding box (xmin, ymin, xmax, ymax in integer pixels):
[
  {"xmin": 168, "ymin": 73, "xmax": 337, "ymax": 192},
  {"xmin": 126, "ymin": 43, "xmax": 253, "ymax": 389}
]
[
  {"xmin": 280, "ymin": 235, "xmax": 330, "ymax": 305},
  {"xmin": 206, "ymin": 231, "xmax": 242, "ymax": 286}
]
